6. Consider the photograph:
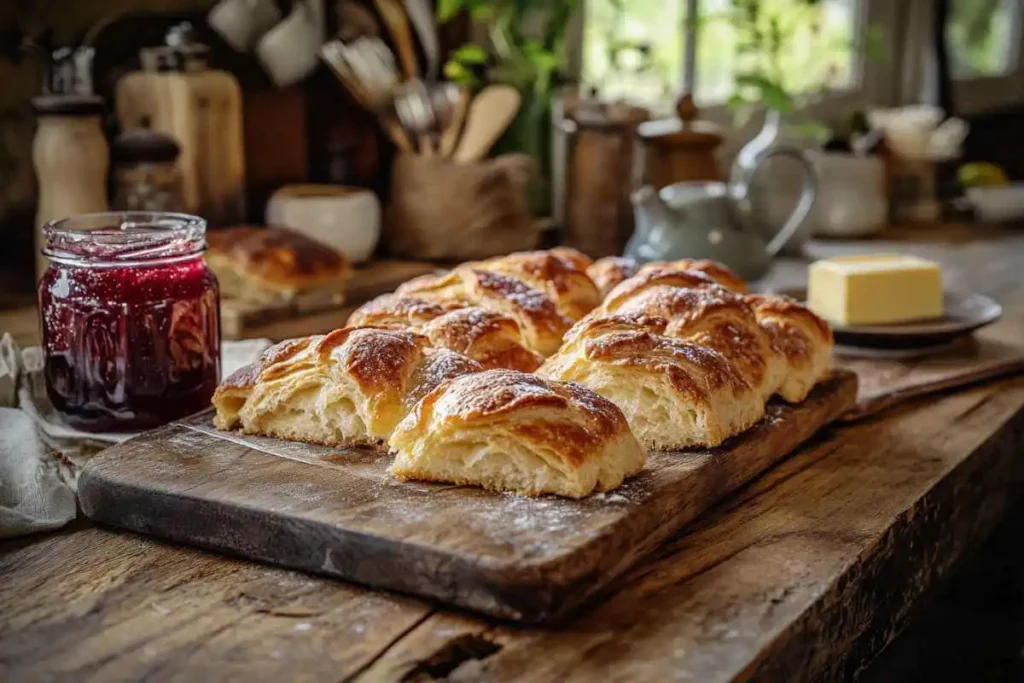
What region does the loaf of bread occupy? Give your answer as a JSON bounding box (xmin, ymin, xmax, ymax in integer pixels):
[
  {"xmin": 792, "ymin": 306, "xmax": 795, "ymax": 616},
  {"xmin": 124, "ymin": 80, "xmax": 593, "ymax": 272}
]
[
  {"xmin": 539, "ymin": 267, "xmax": 832, "ymax": 450},
  {"xmin": 206, "ymin": 226, "xmax": 352, "ymax": 303},
  {"xmin": 389, "ymin": 369, "xmax": 645, "ymax": 497},
  {"xmin": 212, "ymin": 327, "xmax": 481, "ymax": 446},
  {"xmin": 347, "ymin": 294, "xmax": 543, "ymax": 372}
]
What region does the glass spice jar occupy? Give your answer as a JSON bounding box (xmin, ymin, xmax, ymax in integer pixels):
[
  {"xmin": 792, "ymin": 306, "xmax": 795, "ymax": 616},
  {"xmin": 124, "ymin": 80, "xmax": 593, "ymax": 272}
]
[
  {"xmin": 112, "ymin": 128, "xmax": 184, "ymax": 213},
  {"xmin": 38, "ymin": 212, "xmax": 221, "ymax": 432}
]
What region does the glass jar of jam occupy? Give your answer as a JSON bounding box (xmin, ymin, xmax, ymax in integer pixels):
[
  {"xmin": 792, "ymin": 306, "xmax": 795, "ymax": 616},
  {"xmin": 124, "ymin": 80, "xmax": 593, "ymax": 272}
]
[{"xmin": 38, "ymin": 212, "xmax": 221, "ymax": 432}]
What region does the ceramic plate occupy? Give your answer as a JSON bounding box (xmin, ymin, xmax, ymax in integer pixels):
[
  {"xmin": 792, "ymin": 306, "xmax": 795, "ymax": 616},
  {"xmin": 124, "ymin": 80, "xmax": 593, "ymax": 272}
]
[{"xmin": 771, "ymin": 288, "xmax": 1002, "ymax": 350}]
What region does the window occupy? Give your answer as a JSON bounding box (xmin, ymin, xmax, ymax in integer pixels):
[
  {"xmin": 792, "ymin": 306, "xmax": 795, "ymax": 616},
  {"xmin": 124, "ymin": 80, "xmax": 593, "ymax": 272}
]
[
  {"xmin": 696, "ymin": 0, "xmax": 859, "ymax": 104},
  {"xmin": 581, "ymin": 0, "xmax": 687, "ymax": 106},
  {"xmin": 942, "ymin": 0, "xmax": 1024, "ymax": 114},
  {"xmin": 582, "ymin": 0, "xmax": 864, "ymax": 112},
  {"xmin": 947, "ymin": 0, "xmax": 1019, "ymax": 77}
]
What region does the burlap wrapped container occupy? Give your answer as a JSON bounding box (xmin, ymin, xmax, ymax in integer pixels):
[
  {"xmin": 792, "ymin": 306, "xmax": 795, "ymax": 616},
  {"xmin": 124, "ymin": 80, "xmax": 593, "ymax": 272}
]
[{"xmin": 386, "ymin": 153, "xmax": 540, "ymax": 260}]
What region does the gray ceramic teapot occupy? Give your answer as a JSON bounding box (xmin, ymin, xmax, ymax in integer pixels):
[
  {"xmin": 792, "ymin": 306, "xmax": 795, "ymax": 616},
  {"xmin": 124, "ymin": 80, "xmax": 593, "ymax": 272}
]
[{"xmin": 626, "ymin": 146, "xmax": 817, "ymax": 281}]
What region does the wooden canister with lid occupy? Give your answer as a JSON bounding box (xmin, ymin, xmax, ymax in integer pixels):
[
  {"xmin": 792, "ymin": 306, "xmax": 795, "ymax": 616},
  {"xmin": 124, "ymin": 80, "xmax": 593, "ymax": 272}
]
[
  {"xmin": 637, "ymin": 94, "xmax": 725, "ymax": 188},
  {"xmin": 562, "ymin": 101, "xmax": 649, "ymax": 258}
]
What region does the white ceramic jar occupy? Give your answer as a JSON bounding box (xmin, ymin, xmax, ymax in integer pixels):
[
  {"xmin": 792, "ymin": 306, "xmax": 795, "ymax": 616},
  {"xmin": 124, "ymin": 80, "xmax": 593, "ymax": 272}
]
[
  {"xmin": 810, "ymin": 152, "xmax": 888, "ymax": 238},
  {"xmin": 266, "ymin": 184, "xmax": 381, "ymax": 263}
]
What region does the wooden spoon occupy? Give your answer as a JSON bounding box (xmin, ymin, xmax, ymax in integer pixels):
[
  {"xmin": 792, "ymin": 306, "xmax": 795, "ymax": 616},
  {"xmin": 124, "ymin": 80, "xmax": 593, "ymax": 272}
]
[
  {"xmin": 372, "ymin": 0, "xmax": 419, "ymax": 80},
  {"xmin": 438, "ymin": 88, "xmax": 470, "ymax": 158},
  {"xmin": 451, "ymin": 85, "xmax": 522, "ymax": 163}
]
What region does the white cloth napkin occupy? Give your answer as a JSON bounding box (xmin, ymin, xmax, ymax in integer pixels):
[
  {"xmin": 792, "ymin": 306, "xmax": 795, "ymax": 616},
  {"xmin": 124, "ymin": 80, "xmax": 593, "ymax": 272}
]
[{"xmin": 0, "ymin": 333, "xmax": 270, "ymax": 538}]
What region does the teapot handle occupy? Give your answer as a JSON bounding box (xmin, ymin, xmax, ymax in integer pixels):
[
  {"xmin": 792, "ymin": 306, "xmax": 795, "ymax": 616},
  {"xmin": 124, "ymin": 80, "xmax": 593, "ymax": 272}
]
[{"xmin": 733, "ymin": 145, "xmax": 818, "ymax": 257}]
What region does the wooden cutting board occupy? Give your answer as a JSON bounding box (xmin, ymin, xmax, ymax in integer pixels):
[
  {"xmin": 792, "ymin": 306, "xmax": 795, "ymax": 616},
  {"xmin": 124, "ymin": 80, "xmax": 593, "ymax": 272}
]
[
  {"xmin": 220, "ymin": 260, "xmax": 440, "ymax": 339},
  {"xmin": 78, "ymin": 371, "xmax": 856, "ymax": 624}
]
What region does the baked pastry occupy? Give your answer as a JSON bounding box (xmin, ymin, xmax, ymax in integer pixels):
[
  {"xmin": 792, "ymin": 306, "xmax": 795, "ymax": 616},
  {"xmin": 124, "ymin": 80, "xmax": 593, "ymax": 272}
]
[
  {"xmin": 599, "ymin": 265, "xmax": 724, "ymax": 314},
  {"xmin": 388, "ymin": 369, "xmax": 646, "ymax": 498},
  {"xmin": 212, "ymin": 327, "xmax": 481, "ymax": 446},
  {"xmin": 347, "ymin": 294, "xmax": 543, "ymax": 372},
  {"xmin": 537, "ymin": 322, "xmax": 763, "ymax": 451},
  {"xmin": 474, "ymin": 249, "xmax": 602, "ymax": 321},
  {"xmin": 587, "ymin": 257, "xmax": 745, "ymax": 300},
  {"xmin": 744, "ymin": 293, "xmax": 833, "ymax": 403},
  {"xmin": 648, "ymin": 259, "xmax": 747, "ymax": 294},
  {"xmin": 206, "ymin": 226, "xmax": 352, "ymax": 303},
  {"xmin": 540, "ymin": 263, "xmax": 833, "ymax": 449},
  {"xmin": 395, "ymin": 267, "xmax": 572, "ymax": 356},
  {"xmin": 609, "ymin": 285, "xmax": 786, "ymax": 402},
  {"xmin": 587, "ymin": 256, "xmax": 641, "ymax": 298}
]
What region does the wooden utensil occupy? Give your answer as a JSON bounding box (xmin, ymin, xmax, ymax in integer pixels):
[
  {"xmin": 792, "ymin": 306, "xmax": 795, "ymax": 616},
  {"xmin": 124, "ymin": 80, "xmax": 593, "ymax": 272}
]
[
  {"xmin": 438, "ymin": 87, "xmax": 470, "ymax": 157},
  {"xmin": 372, "ymin": 0, "xmax": 419, "ymax": 79},
  {"xmin": 402, "ymin": 0, "xmax": 439, "ymax": 80},
  {"xmin": 452, "ymin": 85, "xmax": 522, "ymax": 163}
]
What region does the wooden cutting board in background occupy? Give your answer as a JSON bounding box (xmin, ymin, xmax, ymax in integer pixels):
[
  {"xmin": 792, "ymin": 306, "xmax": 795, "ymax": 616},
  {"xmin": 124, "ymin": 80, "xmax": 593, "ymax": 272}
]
[
  {"xmin": 77, "ymin": 372, "xmax": 856, "ymax": 624},
  {"xmin": 220, "ymin": 259, "xmax": 439, "ymax": 339}
]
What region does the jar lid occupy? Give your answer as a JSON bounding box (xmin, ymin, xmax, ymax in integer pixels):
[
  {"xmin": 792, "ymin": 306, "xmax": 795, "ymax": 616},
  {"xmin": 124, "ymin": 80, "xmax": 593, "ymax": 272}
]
[
  {"xmin": 113, "ymin": 128, "xmax": 181, "ymax": 164},
  {"xmin": 569, "ymin": 101, "xmax": 650, "ymax": 131},
  {"xmin": 637, "ymin": 93, "xmax": 724, "ymax": 148},
  {"xmin": 32, "ymin": 94, "xmax": 104, "ymax": 117}
]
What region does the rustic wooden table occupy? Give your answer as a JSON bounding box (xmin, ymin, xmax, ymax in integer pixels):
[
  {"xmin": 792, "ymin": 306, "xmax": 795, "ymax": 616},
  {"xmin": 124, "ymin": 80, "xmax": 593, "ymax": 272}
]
[{"xmin": 2, "ymin": 225, "xmax": 1024, "ymax": 682}]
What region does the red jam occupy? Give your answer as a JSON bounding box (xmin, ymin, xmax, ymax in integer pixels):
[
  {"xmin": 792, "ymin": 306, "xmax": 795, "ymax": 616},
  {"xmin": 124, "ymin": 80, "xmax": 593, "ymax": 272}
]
[{"xmin": 38, "ymin": 213, "xmax": 221, "ymax": 432}]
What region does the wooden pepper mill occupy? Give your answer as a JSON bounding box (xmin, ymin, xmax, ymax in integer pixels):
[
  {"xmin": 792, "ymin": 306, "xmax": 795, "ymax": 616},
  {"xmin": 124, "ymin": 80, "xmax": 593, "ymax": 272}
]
[
  {"xmin": 32, "ymin": 94, "xmax": 110, "ymax": 279},
  {"xmin": 562, "ymin": 101, "xmax": 649, "ymax": 258},
  {"xmin": 638, "ymin": 93, "xmax": 725, "ymax": 188}
]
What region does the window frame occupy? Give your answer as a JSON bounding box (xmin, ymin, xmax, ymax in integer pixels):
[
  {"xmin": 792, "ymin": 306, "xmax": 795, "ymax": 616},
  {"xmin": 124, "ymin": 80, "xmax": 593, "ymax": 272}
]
[
  {"xmin": 945, "ymin": 0, "xmax": 1024, "ymax": 114},
  {"xmin": 572, "ymin": 0, "xmax": 904, "ymax": 123},
  {"xmin": 572, "ymin": 0, "xmax": 1024, "ymax": 127}
]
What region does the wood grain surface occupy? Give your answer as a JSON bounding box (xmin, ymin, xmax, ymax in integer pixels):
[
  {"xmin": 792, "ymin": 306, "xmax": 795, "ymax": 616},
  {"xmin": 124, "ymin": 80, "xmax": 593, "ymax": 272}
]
[
  {"xmin": 4, "ymin": 223, "xmax": 1024, "ymax": 681},
  {"xmin": 76, "ymin": 372, "xmax": 855, "ymax": 624}
]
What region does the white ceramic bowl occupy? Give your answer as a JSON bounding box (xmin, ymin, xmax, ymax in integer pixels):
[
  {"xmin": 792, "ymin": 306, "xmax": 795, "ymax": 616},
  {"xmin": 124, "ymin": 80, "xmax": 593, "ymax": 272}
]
[
  {"xmin": 266, "ymin": 184, "xmax": 381, "ymax": 263},
  {"xmin": 967, "ymin": 184, "xmax": 1024, "ymax": 224}
]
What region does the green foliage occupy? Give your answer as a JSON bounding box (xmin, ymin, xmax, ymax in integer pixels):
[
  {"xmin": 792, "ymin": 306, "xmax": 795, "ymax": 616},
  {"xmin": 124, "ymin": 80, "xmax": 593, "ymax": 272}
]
[
  {"xmin": 437, "ymin": 0, "xmax": 583, "ymax": 98},
  {"xmin": 722, "ymin": 0, "xmax": 883, "ymax": 120}
]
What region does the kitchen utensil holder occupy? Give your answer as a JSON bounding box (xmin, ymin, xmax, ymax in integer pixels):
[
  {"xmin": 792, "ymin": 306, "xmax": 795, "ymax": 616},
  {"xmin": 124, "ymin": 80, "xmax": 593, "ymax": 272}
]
[{"xmin": 386, "ymin": 153, "xmax": 540, "ymax": 260}]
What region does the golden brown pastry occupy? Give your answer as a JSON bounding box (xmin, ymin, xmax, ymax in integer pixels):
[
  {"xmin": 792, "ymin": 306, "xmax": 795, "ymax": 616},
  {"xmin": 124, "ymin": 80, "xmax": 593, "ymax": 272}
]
[
  {"xmin": 548, "ymin": 246, "xmax": 594, "ymax": 271},
  {"xmin": 647, "ymin": 259, "xmax": 747, "ymax": 293},
  {"xmin": 395, "ymin": 267, "xmax": 572, "ymax": 356},
  {"xmin": 587, "ymin": 257, "xmax": 745, "ymax": 301},
  {"xmin": 587, "ymin": 256, "xmax": 642, "ymax": 298},
  {"xmin": 744, "ymin": 294, "xmax": 834, "ymax": 403},
  {"xmin": 609, "ymin": 285, "xmax": 786, "ymax": 402},
  {"xmin": 212, "ymin": 327, "xmax": 481, "ymax": 446},
  {"xmin": 389, "ymin": 369, "xmax": 646, "ymax": 498},
  {"xmin": 540, "ymin": 262, "xmax": 833, "ymax": 449},
  {"xmin": 206, "ymin": 226, "xmax": 352, "ymax": 303},
  {"xmin": 347, "ymin": 294, "xmax": 543, "ymax": 372},
  {"xmin": 600, "ymin": 265, "xmax": 724, "ymax": 314},
  {"xmin": 475, "ymin": 249, "xmax": 602, "ymax": 321},
  {"xmin": 537, "ymin": 323, "xmax": 764, "ymax": 450}
]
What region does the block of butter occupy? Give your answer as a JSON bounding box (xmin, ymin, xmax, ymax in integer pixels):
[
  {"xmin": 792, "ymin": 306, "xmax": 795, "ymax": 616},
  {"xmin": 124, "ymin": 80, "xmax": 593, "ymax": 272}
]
[{"xmin": 807, "ymin": 254, "xmax": 944, "ymax": 326}]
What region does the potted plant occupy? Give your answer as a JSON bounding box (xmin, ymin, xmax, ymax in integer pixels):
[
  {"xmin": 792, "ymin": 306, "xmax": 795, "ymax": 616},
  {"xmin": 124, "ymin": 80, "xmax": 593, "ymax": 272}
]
[{"xmin": 438, "ymin": 0, "xmax": 586, "ymax": 214}]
